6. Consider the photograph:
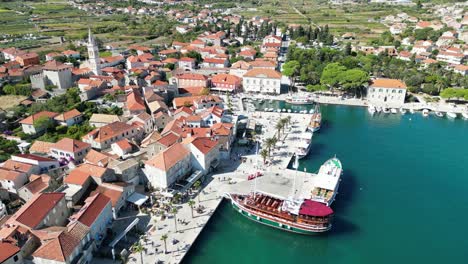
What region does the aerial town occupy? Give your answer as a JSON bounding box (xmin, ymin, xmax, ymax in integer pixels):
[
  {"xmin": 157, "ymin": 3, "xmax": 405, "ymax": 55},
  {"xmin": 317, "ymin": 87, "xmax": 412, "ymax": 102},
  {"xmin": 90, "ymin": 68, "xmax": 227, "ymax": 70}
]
[{"xmin": 0, "ymin": 0, "xmax": 467, "ymax": 264}]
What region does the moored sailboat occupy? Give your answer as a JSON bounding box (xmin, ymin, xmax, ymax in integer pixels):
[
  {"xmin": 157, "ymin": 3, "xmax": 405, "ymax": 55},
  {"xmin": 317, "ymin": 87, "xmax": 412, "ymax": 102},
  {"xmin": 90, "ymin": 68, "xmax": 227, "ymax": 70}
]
[{"xmin": 307, "ymin": 104, "xmax": 321, "ymax": 132}]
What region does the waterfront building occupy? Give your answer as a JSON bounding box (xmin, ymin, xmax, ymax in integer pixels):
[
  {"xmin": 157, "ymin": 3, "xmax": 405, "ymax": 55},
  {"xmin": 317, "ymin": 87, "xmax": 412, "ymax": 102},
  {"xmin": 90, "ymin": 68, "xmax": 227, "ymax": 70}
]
[
  {"xmin": 243, "ymin": 68, "xmax": 282, "ymax": 94},
  {"xmin": 367, "ymin": 78, "xmax": 407, "ymax": 107}
]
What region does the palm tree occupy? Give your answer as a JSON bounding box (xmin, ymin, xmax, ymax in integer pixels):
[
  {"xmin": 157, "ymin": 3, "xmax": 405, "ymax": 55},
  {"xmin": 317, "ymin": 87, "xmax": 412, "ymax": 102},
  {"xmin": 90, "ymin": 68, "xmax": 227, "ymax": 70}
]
[
  {"xmin": 188, "ymin": 200, "xmax": 196, "ymax": 218},
  {"xmin": 131, "ymin": 241, "xmax": 144, "ymax": 264},
  {"xmin": 171, "ymin": 207, "xmax": 178, "ymax": 232},
  {"xmin": 260, "ymin": 149, "xmax": 268, "ymax": 164},
  {"xmin": 275, "ymin": 122, "xmax": 283, "ymax": 138},
  {"xmin": 193, "ymin": 180, "xmax": 201, "ymax": 202},
  {"xmin": 160, "ymin": 234, "xmax": 168, "ymax": 254},
  {"xmin": 265, "ymin": 137, "xmax": 276, "ymax": 156},
  {"xmin": 285, "ymin": 116, "xmax": 292, "ymax": 128}
]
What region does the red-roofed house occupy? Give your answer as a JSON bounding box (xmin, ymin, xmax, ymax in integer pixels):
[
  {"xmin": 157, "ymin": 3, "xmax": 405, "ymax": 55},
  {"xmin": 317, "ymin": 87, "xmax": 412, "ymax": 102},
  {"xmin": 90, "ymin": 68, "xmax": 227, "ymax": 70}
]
[
  {"xmin": 2, "ymin": 159, "xmax": 40, "ymax": 176},
  {"xmin": 50, "ymin": 138, "xmax": 91, "ymax": 163},
  {"xmin": 201, "ymin": 57, "xmax": 229, "ymax": 68},
  {"xmin": 31, "ymin": 221, "xmax": 93, "ymax": 264},
  {"xmin": 54, "ymin": 109, "xmax": 83, "ymax": 126},
  {"xmin": 93, "ymin": 182, "xmax": 135, "ymax": 219},
  {"xmin": 144, "ymin": 143, "xmax": 191, "ymax": 188},
  {"xmin": 6, "ymin": 192, "xmax": 68, "ymax": 229},
  {"xmin": 15, "ymin": 52, "xmax": 39, "ymax": 66},
  {"xmin": 211, "ymin": 73, "xmax": 241, "ymax": 92},
  {"xmin": 69, "ymin": 193, "xmax": 112, "ymax": 245},
  {"xmin": 19, "ymin": 111, "xmax": 58, "ymax": 135},
  {"xmin": 0, "ymin": 167, "xmax": 28, "ymax": 193},
  {"xmin": 185, "ymin": 137, "xmax": 220, "ymax": 174},
  {"xmin": 0, "ymin": 241, "xmax": 22, "ymax": 264},
  {"xmin": 111, "ymin": 139, "xmax": 134, "ymax": 157},
  {"xmin": 18, "ymin": 174, "xmax": 51, "ymax": 202},
  {"xmin": 243, "ymin": 69, "xmax": 282, "ymax": 94},
  {"xmin": 145, "ymin": 132, "xmax": 181, "ymax": 159},
  {"xmin": 367, "ymin": 78, "xmax": 407, "ymax": 107},
  {"xmin": 172, "ymin": 73, "xmax": 208, "ymax": 88},
  {"xmin": 82, "ymin": 121, "xmax": 142, "ymax": 150},
  {"xmin": 178, "ymin": 57, "xmax": 196, "ymax": 70},
  {"xmin": 11, "ymin": 154, "xmax": 60, "ymax": 174},
  {"xmin": 125, "ymin": 90, "xmax": 147, "ymax": 115}
]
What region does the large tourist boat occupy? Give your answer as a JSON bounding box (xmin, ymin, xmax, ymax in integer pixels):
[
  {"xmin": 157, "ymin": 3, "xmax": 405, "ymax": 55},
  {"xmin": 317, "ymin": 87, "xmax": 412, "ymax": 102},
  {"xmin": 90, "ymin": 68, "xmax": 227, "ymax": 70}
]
[
  {"xmin": 227, "ymin": 192, "xmax": 333, "ymax": 234},
  {"xmin": 307, "ymin": 104, "xmax": 321, "ymax": 132},
  {"xmin": 311, "ymin": 157, "xmax": 343, "ymax": 206},
  {"xmin": 285, "ymin": 95, "xmax": 314, "ymax": 105},
  {"xmin": 296, "ymin": 132, "xmax": 313, "ymax": 159}
]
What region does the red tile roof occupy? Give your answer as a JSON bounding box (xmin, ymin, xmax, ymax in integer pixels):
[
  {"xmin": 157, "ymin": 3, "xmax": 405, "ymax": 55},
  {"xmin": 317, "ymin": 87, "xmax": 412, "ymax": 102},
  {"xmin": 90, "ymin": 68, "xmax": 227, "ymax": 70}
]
[
  {"xmin": 83, "ymin": 121, "xmax": 135, "ymax": 143},
  {"xmin": 191, "ymin": 137, "xmax": 219, "ymax": 154},
  {"xmin": 126, "ymin": 90, "xmax": 146, "ymax": 112},
  {"xmin": 145, "ymin": 143, "xmax": 190, "ymax": 171},
  {"xmin": 211, "ymin": 73, "xmax": 241, "ymax": 86},
  {"xmin": 0, "ymin": 168, "xmax": 23, "ymax": 181},
  {"xmin": 32, "ymin": 221, "xmax": 89, "ymax": 262},
  {"xmin": 244, "ymin": 68, "xmax": 281, "ymax": 79},
  {"xmin": 20, "ymin": 111, "xmax": 58, "ymax": 125},
  {"xmin": 14, "ymin": 193, "xmax": 65, "ymax": 228},
  {"xmin": 70, "ymin": 193, "xmax": 111, "ymax": 227},
  {"xmin": 52, "ymin": 138, "xmax": 90, "ymax": 153},
  {"xmin": 84, "ymin": 149, "xmax": 115, "ymax": 166},
  {"xmin": 2, "ymin": 160, "xmax": 35, "ymax": 173},
  {"xmin": 54, "ymin": 109, "xmax": 82, "ymax": 122},
  {"xmin": 0, "ymin": 241, "xmax": 20, "ymax": 263},
  {"xmin": 176, "ymin": 73, "xmax": 208, "ymax": 81},
  {"xmin": 156, "ymin": 132, "xmax": 180, "ymax": 147},
  {"xmin": 22, "ymin": 174, "xmax": 50, "ymax": 195},
  {"xmin": 114, "ymin": 139, "xmax": 133, "ymax": 151},
  {"xmin": 370, "ymin": 78, "xmax": 407, "ymax": 89}
]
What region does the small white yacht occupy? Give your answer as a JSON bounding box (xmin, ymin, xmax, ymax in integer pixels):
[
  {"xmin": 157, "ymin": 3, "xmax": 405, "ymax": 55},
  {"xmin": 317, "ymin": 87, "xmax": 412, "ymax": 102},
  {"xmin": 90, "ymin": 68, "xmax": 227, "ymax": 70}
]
[
  {"xmin": 287, "ymin": 109, "xmax": 292, "ymax": 113},
  {"xmin": 383, "ymin": 108, "xmax": 390, "ymax": 114},
  {"xmin": 296, "ymin": 132, "xmax": 313, "ymax": 159},
  {"xmin": 462, "ymin": 112, "xmax": 468, "ymax": 119},
  {"xmin": 435, "ymin": 111, "xmax": 444, "ymax": 117},
  {"xmin": 400, "ymin": 108, "xmax": 407, "ymax": 114},
  {"xmin": 376, "ymin": 107, "xmax": 382, "ymax": 113},
  {"xmin": 447, "ymin": 112, "xmax": 457, "ymax": 119},
  {"xmin": 311, "ymin": 157, "xmax": 343, "ymax": 206},
  {"xmin": 409, "ymin": 108, "xmax": 415, "ymax": 114},
  {"xmin": 368, "ymin": 105, "xmax": 376, "ymax": 114},
  {"xmin": 422, "ymin": 109, "xmax": 430, "ymax": 117},
  {"xmin": 390, "ymin": 108, "xmax": 398, "ymax": 114}
]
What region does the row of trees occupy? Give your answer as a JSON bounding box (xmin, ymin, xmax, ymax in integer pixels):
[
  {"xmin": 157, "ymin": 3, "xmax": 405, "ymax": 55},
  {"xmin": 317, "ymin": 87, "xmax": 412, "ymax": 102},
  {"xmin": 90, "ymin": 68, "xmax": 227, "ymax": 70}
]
[
  {"xmin": 285, "ymin": 44, "xmax": 468, "ymax": 96},
  {"xmin": 259, "ymin": 117, "xmax": 291, "ymax": 164},
  {"xmin": 289, "ymin": 24, "xmax": 334, "ymax": 45}
]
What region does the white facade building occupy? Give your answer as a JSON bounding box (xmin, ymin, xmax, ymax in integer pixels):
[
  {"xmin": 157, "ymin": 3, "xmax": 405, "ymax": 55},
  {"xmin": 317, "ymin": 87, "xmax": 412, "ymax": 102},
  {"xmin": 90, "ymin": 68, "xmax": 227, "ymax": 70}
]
[
  {"xmin": 242, "ymin": 69, "xmax": 282, "ymax": 94},
  {"xmin": 367, "ymin": 78, "xmax": 407, "ymax": 107}
]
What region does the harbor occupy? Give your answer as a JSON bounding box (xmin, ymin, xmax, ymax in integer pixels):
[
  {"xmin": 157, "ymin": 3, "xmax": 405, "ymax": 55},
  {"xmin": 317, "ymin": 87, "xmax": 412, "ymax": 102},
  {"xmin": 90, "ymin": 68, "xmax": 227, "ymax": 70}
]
[{"xmin": 184, "ymin": 104, "xmax": 468, "ymax": 264}]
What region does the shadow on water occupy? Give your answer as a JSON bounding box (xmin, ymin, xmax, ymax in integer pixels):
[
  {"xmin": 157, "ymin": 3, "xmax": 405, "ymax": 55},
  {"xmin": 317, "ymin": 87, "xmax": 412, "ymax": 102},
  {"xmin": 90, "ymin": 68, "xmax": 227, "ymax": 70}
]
[
  {"xmin": 328, "ymin": 216, "xmax": 359, "ymax": 237},
  {"xmin": 332, "ymin": 169, "xmax": 357, "ymax": 214}
]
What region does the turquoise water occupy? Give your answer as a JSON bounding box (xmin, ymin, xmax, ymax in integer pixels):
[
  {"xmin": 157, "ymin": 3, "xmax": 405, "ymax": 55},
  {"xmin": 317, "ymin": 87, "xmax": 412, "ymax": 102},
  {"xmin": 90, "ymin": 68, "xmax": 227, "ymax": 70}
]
[{"xmin": 184, "ymin": 104, "xmax": 468, "ymax": 264}]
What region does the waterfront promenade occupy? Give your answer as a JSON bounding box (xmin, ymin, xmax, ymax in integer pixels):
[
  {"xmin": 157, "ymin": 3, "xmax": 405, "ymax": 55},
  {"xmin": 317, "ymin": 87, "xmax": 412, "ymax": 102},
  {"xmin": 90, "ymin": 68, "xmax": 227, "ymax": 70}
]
[{"xmin": 127, "ymin": 111, "xmax": 314, "ymax": 264}]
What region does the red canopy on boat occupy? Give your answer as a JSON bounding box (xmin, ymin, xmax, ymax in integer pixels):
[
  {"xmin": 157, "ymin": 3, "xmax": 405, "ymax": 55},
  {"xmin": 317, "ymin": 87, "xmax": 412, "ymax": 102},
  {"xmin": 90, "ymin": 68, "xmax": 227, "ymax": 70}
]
[{"xmin": 299, "ymin": 199, "xmax": 333, "ymax": 217}]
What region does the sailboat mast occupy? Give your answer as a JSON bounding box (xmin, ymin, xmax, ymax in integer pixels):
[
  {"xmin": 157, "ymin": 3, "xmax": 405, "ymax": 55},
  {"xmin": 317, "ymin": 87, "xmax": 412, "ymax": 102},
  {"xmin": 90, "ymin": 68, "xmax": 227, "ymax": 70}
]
[{"xmin": 292, "ymin": 153, "xmax": 298, "ymax": 198}]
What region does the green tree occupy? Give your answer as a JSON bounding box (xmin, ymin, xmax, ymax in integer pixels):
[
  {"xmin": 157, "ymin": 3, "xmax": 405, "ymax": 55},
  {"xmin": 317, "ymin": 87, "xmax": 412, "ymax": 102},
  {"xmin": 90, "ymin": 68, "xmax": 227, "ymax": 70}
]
[
  {"xmin": 0, "ymin": 137, "xmax": 20, "ymax": 162},
  {"xmin": 131, "ymin": 241, "xmax": 144, "ymax": 264},
  {"xmin": 275, "ymin": 121, "xmax": 283, "ymax": 138},
  {"xmin": 320, "ymin": 63, "xmax": 347, "ymax": 90},
  {"xmin": 339, "ymin": 69, "xmax": 369, "ymax": 97},
  {"xmin": 33, "ymin": 116, "xmax": 54, "ymax": 132},
  {"xmin": 193, "ymin": 180, "xmax": 201, "ymax": 202},
  {"xmin": 171, "ymin": 207, "xmax": 178, "ymax": 232},
  {"xmin": 282, "ymin": 60, "xmax": 300, "ymax": 89},
  {"xmin": 188, "ymin": 200, "xmax": 196, "ymax": 218},
  {"xmin": 260, "ymin": 149, "xmax": 268, "ymax": 164},
  {"xmin": 160, "ymin": 234, "xmax": 168, "ymax": 254}
]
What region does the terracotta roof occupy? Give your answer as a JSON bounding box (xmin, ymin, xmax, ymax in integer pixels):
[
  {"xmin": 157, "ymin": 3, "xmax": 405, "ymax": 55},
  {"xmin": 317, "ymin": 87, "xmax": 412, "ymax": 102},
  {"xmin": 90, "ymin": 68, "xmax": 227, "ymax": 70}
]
[
  {"xmin": 244, "ymin": 68, "xmax": 281, "ymax": 79},
  {"xmin": 211, "ymin": 73, "xmax": 241, "ymax": 85},
  {"xmin": 239, "ymin": 50, "xmax": 256, "ymax": 57},
  {"xmin": 20, "ymin": 111, "xmax": 58, "ymax": 125},
  {"xmin": 173, "ymin": 95, "xmax": 222, "ymax": 108},
  {"xmin": 249, "ymin": 60, "xmax": 276, "ymax": 68},
  {"xmin": 230, "ymin": 60, "xmax": 251, "ymax": 70},
  {"xmin": 84, "ymin": 149, "xmax": 115, "ymax": 166},
  {"xmin": 176, "ymin": 73, "xmax": 208, "ymax": 81},
  {"xmin": 370, "ymin": 78, "xmax": 407, "ymax": 89},
  {"xmin": 0, "ymin": 167, "xmax": 23, "ymax": 181},
  {"xmin": 2, "ymin": 160, "xmax": 35, "ymax": 173},
  {"xmin": 32, "ymin": 221, "xmax": 89, "ymax": 262},
  {"xmin": 212, "ymin": 122, "xmax": 233, "ymax": 136},
  {"xmin": 114, "ymin": 139, "xmax": 133, "ymax": 151},
  {"xmin": 179, "ymin": 57, "xmax": 195, "ymax": 62},
  {"xmin": 13, "ymin": 153, "xmax": 55, "ymax": 162},
  {"xmin": 174, "ymin": 106, "xmax": 194, "ymax": 116},
  {"xmin": 0, "ymin": 241, "xmax": 20, "ymax": 263},
  {"xmin": 54, "ymin": 109, "xmax": 82, "ymax": 122},
  {"xmin": 93, "ymin": 184, "xmax": 123, "ymax": 207},
  {"xmin": 83, "ymin": 122, "xmax": 135, "ymax": 143},
  {"xmin": 205, "ymin": 106, "xmax": 224, "ymax": 118},
  {"xmin": 191, "ymin": 137, "xmax": 219, "ymax": 154},
  {"xmin": 159, "ymin": 49, "xmax": 178, "ymax": 55},
  {"xmin": 203, "ymin": 58, "xmax": 226, "ymax": 64},
  {"xmin": 69, "ymin": 193, "xmax": 111, "ymax": 227},
  {"xmin": 22, "ymin": 174, "xmax": 50, "ymax": 195},
  {"xmin": 126, "ymin": 90, "xmax": 146, "ymax": 112},
  {"xmin": 42, "ymin": 60, "xmax": 71, "ymax": 71},
  {"xmin": 65, "ymin": 163, "xmax": 108, "ymax": 185},
  {"xmin": 14, "ymin": 193, "xmax": 65, "ymax": 228},
  {"xmin": 51, "ymin": 138, "xmax": 90, "ymax": 153},
  {"xmin": 155, "ymin": 132, "xmax": 180, "ymax": 147},
  {"xmin": 145, "ymin": 143, "xmax": 189, "ymax": 171}
]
